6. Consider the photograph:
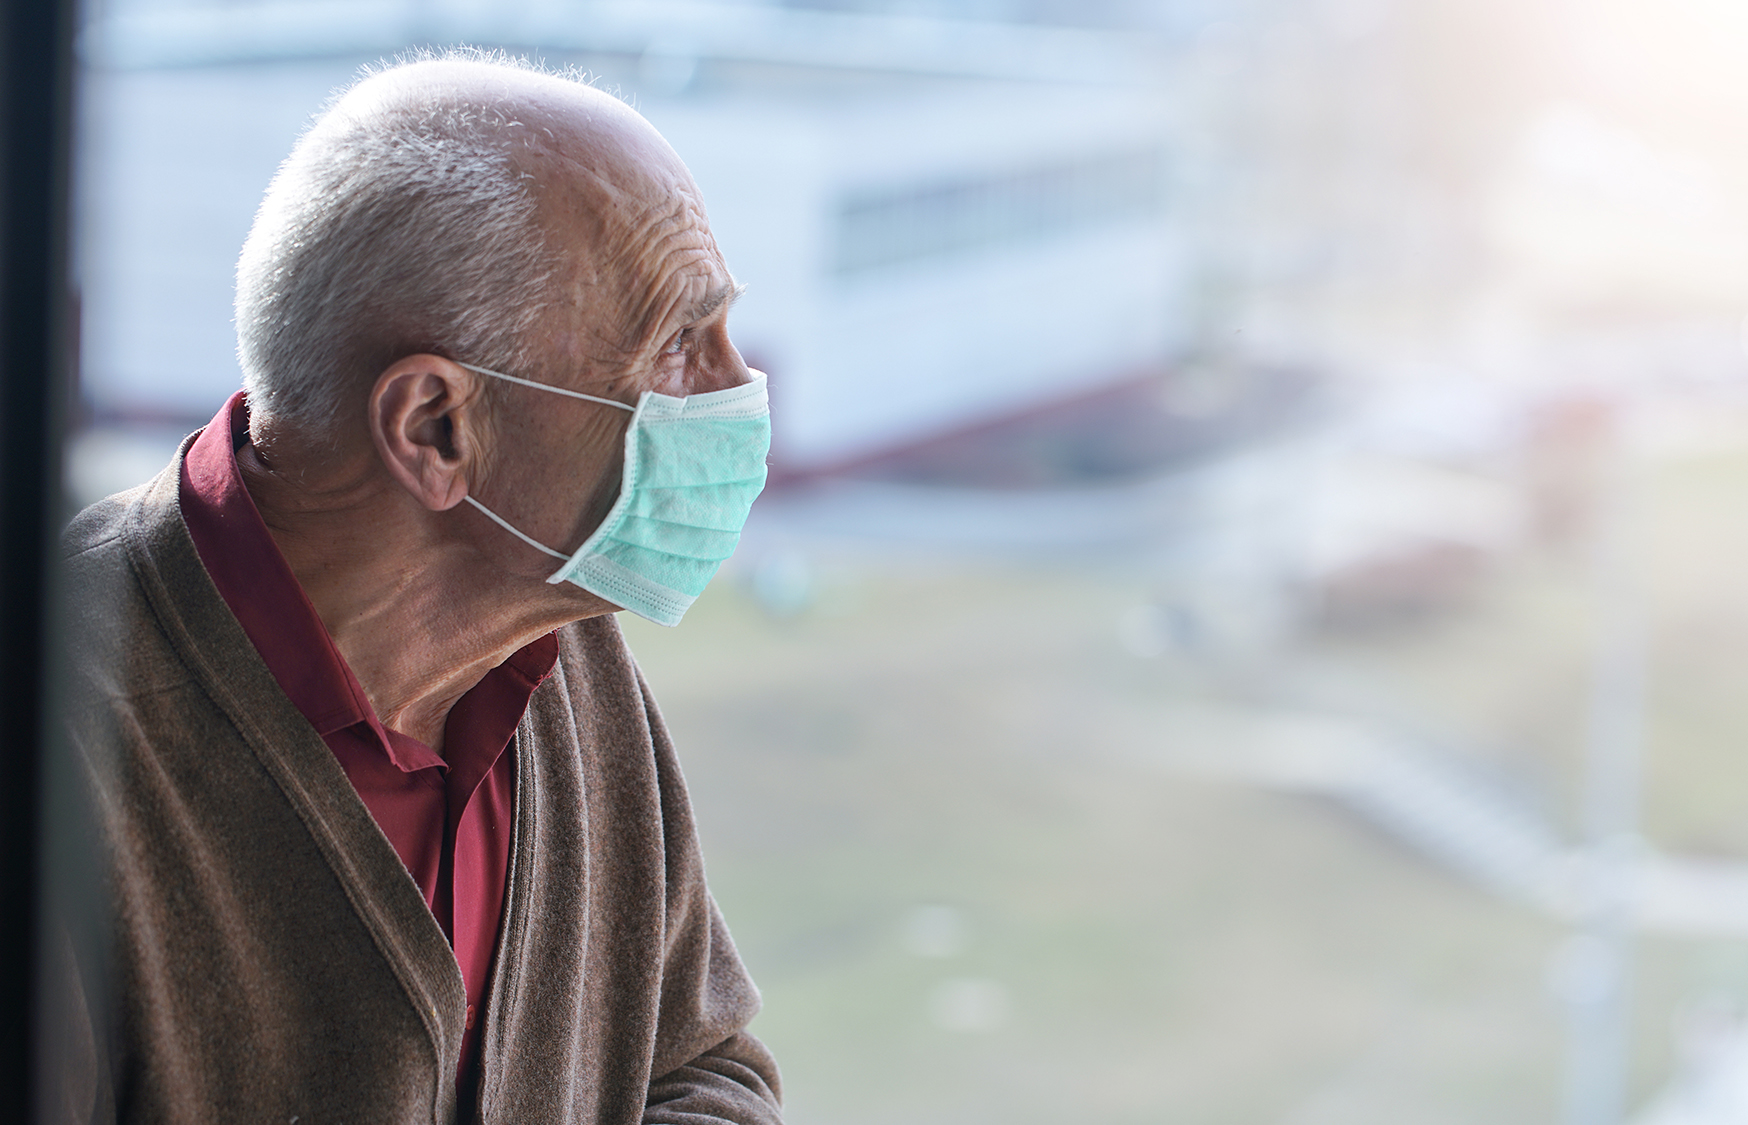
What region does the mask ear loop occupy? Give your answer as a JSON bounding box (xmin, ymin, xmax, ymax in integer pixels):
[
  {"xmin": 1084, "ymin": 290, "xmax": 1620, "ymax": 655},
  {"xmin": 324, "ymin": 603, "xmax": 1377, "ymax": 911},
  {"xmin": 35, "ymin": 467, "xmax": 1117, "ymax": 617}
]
[
  {"xmin": 454, "ymin": 360, "xmax": 638, "ymax": 563},
  {"xmin": 457, "ymin": 361, "xmax": 637, "ymax": 412},
  {"xmin": 462, "ymin": 496, "xmax": 571, "ymax": 561}
]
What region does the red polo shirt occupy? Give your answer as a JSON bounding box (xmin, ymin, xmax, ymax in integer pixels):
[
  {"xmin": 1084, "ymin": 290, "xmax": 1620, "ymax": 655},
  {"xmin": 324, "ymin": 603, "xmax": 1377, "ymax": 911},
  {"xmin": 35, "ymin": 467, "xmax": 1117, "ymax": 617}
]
[{"xmin": 179, "ymin": 391, "xmax": 557, "ymax": 1097}]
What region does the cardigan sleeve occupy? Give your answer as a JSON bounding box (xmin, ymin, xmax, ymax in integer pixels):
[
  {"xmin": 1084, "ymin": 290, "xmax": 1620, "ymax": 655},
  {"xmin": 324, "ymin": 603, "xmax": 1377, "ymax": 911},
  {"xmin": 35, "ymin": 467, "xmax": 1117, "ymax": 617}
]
[
  {"xmin": 643, "ymin": 1031, "xmax": 783, "ymax": 1124},
  {"xmin": 637, "ymin": 668, "xmax": 784, "ymax": 1123},
  {"xmin": 641, "ymin": 892, "xmax": 784, "ymax": 1123}
]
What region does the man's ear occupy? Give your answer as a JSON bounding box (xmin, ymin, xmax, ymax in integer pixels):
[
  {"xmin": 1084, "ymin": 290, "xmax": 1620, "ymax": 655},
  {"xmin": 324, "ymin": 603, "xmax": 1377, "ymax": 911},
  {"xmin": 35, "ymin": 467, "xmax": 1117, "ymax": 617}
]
[{"xmin": 368, "ymin": 354, "xmax": 484, "ymax": 512}]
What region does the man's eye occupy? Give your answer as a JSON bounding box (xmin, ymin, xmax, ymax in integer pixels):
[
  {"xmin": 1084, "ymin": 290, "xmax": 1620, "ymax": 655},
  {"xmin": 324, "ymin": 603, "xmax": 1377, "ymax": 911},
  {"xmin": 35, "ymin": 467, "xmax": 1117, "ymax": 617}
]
[{"xmin": 665, "ymin": 330, "xmax": 689, "ymax": 356}]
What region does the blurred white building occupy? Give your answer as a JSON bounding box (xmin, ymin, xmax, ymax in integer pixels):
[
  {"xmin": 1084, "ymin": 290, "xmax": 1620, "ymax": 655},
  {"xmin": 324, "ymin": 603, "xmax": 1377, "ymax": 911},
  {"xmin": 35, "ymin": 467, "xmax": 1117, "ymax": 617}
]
[
  {"xmin": 646, "ymin": 81, "xmax": 1180, "ymax": 469},
  {"xmin": 73, "ymin": 0, "xmax": 1186, "ymax": 483}
]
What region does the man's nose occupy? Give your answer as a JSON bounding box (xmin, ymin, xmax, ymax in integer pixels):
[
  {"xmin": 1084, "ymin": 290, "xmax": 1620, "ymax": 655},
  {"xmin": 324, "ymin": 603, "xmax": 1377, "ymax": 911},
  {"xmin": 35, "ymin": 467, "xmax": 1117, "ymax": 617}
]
[{"xmin": 699, "ymin": 332, "xmax": 754, "ymax": 393}]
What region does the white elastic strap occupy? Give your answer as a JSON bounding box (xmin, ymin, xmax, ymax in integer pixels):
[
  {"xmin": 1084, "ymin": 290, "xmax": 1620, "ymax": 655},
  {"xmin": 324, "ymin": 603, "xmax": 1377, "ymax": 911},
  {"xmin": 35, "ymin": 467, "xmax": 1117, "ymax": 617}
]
[
  {"xmin": 458, "ymin": 361, "xmax": 636, "ymax": 412},
  {"xmin": 463, "ymin": 496, "xmax": 571, "ymax": 562}
]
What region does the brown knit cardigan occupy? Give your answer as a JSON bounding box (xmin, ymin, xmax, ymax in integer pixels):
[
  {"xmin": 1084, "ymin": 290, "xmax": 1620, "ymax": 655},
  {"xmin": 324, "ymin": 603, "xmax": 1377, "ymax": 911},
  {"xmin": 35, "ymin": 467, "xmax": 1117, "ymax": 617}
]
[{"xmin": 51, "ymin": 449, "xmax": 783, "ymax": 1124}]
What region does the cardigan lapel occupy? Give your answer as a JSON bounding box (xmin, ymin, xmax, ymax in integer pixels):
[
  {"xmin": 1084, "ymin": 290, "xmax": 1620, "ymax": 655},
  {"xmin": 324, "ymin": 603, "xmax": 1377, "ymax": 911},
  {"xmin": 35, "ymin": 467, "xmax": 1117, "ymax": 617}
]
[{"xmin": 117, "ymin": 447, "xmax": 468, "ymax": 1121}]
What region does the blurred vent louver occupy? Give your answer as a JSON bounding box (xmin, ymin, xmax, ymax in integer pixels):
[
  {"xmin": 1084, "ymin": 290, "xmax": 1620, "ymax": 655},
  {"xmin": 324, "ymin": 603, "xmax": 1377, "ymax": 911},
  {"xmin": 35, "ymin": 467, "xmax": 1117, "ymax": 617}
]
[{"xmin": 833, "ymin": 148, "xmax": 1167, "ymax": 275}]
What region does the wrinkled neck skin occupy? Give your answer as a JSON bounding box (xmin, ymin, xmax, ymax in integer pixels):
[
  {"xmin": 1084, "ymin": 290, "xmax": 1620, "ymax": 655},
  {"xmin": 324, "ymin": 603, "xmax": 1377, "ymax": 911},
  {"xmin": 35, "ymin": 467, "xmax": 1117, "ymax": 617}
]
[{"xmin": 237, "ymin": 430, "xmax": 611, "ymax": 754}]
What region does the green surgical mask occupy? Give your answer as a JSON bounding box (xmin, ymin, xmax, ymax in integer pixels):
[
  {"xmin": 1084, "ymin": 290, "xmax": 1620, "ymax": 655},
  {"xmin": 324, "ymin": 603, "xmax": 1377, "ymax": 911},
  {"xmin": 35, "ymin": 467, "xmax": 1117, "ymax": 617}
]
[{"xmin": 459, "ymin": 362, "xmax": 770, "ymax": 627}]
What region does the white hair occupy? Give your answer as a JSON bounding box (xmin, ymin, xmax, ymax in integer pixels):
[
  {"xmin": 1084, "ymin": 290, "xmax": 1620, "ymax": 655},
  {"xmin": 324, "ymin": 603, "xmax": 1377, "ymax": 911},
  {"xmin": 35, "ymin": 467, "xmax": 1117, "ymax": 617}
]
[{"xmin": 235, "ymin": 52, "xmax": 581, "ymax": 438}]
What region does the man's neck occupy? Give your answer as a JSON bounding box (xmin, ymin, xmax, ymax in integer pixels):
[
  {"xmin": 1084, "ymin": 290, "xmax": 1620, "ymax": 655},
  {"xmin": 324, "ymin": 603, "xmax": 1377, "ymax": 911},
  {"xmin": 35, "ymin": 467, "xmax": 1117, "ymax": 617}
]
[{"xmin": 236, "ymin": 442, "xmax": 603, "ymax": 752}]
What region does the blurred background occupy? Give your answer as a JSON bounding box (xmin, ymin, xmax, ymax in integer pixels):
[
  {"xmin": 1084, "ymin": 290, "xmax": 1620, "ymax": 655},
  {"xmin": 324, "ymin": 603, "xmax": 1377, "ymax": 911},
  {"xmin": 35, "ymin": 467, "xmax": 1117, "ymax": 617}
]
[{"xmin": 67, "ymin": 0, "xmax": 1748, "ymax": 1121}]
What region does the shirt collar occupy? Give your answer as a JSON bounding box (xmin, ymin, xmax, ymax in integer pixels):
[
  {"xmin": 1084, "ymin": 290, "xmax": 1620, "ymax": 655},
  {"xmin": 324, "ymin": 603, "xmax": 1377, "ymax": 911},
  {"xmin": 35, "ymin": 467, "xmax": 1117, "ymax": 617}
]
[{"xmin": 178, "ymin": 391, "xmax": 556, "ymax": 773}]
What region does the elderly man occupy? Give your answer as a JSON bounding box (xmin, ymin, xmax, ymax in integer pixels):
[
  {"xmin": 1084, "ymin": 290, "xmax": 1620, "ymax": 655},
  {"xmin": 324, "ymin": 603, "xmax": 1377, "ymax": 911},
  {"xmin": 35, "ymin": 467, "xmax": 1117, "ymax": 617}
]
[{"xmin": 58, "ymin": 54, "xmax": 780, "ymax": 1124}]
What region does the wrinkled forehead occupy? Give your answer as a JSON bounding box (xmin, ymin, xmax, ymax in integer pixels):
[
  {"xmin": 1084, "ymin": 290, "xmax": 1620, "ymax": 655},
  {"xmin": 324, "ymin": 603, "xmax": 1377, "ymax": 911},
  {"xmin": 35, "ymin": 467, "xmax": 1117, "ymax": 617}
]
[
  {"xmin": 522, "ymin": 107, "xmax": 709, "ymax": 265},
  {"xmin": 344, "ymin": 61, "xmax": 723, "ymax": 351},
  {"xmin": 514, "ymin": 93, "xmax": 725, "ymax": 352},
  {"xmin": 346, "ymin": 60, "xmax": 707, "ymax": 244}
]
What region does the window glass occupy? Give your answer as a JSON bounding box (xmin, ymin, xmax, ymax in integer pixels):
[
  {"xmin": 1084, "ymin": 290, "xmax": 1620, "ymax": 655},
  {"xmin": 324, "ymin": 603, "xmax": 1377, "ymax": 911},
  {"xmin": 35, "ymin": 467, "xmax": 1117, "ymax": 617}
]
[{"xmin": 72, "ymin": 3, "xmax": 1748, "ymax": 1122}]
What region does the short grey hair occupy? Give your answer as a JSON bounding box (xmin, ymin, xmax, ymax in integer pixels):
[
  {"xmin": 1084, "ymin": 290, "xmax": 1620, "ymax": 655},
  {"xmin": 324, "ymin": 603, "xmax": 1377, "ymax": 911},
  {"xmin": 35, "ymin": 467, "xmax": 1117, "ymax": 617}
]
[{"xmin": 235, "ymin": 51, "xmax": 574, "ymax": 438}]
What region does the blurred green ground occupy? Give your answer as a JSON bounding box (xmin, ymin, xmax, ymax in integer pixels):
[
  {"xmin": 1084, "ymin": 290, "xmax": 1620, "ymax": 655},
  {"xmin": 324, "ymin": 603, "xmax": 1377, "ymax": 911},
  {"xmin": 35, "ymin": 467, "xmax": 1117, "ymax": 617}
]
[{"xmin": 621, "ymin": 438, "xmax": 1748, "ymax": 1125}]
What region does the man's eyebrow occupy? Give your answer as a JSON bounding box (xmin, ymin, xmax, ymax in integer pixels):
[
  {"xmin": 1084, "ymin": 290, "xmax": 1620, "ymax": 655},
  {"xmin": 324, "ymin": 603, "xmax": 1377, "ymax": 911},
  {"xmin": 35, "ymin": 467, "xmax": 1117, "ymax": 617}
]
[{"xmin": 681, "ymin": 282, "xmax": 746, "ymax": 325}]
